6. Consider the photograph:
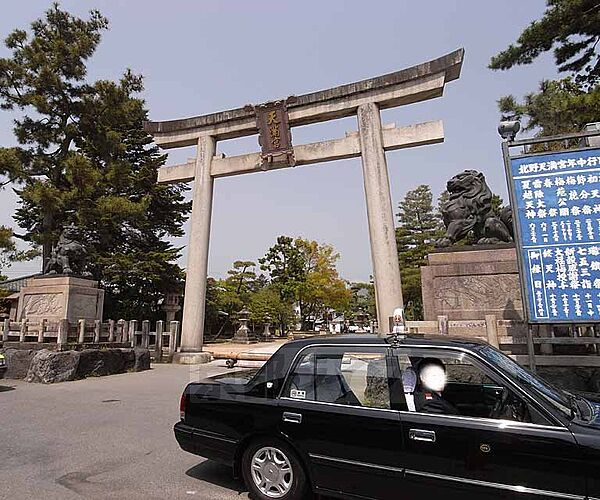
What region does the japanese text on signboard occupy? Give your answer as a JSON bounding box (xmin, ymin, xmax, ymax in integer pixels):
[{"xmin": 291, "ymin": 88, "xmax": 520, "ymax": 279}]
[
  {"xmin": 510, "ymin": 149, "xmax": 600, "ymax": 322},
  {"xmin": 255, "ymin": 101, "xmax": 294, "ymax": 167}
]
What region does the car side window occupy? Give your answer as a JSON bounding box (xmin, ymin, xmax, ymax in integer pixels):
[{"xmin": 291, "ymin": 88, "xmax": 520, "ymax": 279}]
[
  {"xmin": 395, "ymin": 349, "xmax": 535, "ymax": 423},
  {"xmin": 283, "ymin": 347, "xmax": 391, "ymax": 410}
]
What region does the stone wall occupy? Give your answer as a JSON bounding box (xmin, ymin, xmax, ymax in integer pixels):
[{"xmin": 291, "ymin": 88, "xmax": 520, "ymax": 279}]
[{"xmin": 0, "ymin": 347, "xmax": 150, "ymax": 384}]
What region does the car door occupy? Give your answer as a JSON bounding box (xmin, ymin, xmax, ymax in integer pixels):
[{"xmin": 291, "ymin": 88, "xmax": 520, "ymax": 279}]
[
  {"xmin": 393, "ymin": 346, "xmax": 587, "ymax": 500},
  {"xmin": 278, "ymin": 344, "xmax": 405, "ymax": 500}
]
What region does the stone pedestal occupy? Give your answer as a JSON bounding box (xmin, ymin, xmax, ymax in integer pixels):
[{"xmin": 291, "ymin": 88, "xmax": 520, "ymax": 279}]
[
  {"xmin": 172, "ymin": 352, "xmax": 212, "ymax": 364},
  {"xmin": 421, "ymin": 245, "xmax": 524, "ymax": 321},
  {"xmin": 233, "ymin": 324, "xmax": 257, "ymax": 344},
  {"xmin": 17, "ymin": 276, "xmax": 104, "ymax": 323}
]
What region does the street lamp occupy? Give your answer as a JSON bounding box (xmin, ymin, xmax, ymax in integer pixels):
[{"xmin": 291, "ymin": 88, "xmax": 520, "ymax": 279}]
[{"xmin": 498, "ymin": 120, "xmax": 520, "ymax": 142}]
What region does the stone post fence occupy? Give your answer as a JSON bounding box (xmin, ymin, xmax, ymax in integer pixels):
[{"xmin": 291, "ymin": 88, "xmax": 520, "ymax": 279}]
[{"xmin": 0, "ymin": 318, "xmax": 181, "ymax": 362}]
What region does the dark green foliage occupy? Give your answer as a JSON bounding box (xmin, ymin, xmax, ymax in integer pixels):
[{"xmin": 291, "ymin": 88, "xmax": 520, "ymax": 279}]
[
  {"xmin": 499, "ymin": 78, "xmax": 600, "ymax": 139},
  {"xmin": 346, "ymin": 281, "xmax": 376, "ymax": 321},
  {"xmin": 396, "ymin": 185, "xmax": 444, "ymax": 320},
  {"xmin": 0, "ymin": 5, "xmax": 190, "ymax": 320},
  {"xmin": 259, "ymin": 236, "xmax": 306, "ymax": 303},
  {"xmin": 490, "ymin": 0, "xmax": 600, "ymax": 88},
  {"xmin": 491, "ymin": 1, "xmax": 600, "ymax": 142},
  {"xmin": 0, "ymin": 226, "xmax": 16, "ymax": 280}
]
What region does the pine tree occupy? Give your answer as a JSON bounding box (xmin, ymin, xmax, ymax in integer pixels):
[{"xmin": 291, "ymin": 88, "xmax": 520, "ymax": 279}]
[
  {"xmin": 490, "ymin": 0, "xmax": 600, "ymax": 88},
  {"xmin": 498, "ymin": 78, "xmax": 600, "ymax": 138},
  {"xmin": 490, "ymin": 1, "xmax": 600, "ymax": 139},
  {"xmin": 396, "ymin": 185, "xmax": 443, "ymax": 320},
  {"xmin": 0, "ymin": 5, "xmax": 190, "ymax": 319}
]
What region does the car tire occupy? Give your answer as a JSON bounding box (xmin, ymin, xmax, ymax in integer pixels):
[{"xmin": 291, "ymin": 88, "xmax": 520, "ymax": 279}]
[{"xmin": 242, "ymin": 438, "xmax": 311, "ymax": 500}]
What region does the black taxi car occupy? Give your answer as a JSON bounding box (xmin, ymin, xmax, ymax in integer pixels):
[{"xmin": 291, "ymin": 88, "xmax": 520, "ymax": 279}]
[{"xmin": 175, "ymin": 335, "xmax": 600, "ymax": 500}]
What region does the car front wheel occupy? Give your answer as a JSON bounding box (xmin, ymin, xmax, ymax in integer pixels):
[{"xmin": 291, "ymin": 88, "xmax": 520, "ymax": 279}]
[{"xmin": 242, "ymin": 438, "xmax": 310, "ymax": 500}]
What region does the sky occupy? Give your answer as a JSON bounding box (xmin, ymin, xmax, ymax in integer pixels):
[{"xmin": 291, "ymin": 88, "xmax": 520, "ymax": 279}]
[{"xmin": 0, "ymin": 0, "xmax": 559, "ymax": 282}]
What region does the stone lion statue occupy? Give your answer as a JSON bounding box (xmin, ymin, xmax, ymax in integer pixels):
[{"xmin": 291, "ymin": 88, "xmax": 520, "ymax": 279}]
[
  {"xmin": 44, "ymin": 224, "xmax": 88, "ymax": 276},
  {"xmin": 435, "ymin": 170, "xmax": 513, "ymax": 247}
]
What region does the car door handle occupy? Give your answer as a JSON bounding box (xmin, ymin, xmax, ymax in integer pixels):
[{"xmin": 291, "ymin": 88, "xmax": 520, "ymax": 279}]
[
  {"xmin": 409, "ymin": 429, "xmax": 436, "ymax": 443},
  {"xmin": 282, "ymin": 412, "xmax": 303, "ymax": 424}
]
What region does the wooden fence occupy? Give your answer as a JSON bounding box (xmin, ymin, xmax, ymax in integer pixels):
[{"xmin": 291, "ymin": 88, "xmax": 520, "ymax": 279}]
[
  {"xmin": 406, "ymin": 315, "xmax": 600, "ymax": 368},
  {"xmin": 0, "ymin": 318, "xmax": 181, "ymax": 362}
]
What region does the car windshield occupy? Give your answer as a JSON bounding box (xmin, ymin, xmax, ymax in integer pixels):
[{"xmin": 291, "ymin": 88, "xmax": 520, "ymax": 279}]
[{"xmin": 476, "ymin": 345, "xmax": 572, "ymax": 417}]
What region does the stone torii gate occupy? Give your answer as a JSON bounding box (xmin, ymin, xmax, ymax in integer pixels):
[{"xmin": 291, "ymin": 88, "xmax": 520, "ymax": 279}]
[{"xmin": 145, "ymin": 49, "xmax": 464, "ymax": 363}]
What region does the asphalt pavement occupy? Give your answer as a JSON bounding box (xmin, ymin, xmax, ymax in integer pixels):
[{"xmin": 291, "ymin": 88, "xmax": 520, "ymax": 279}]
[{"xmin": 0, "ymin": 361, "xmax": 267, "ymax": 500}]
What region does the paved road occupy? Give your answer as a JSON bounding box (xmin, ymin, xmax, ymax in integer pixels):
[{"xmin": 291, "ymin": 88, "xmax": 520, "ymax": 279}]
[{"xmin": 0, "ymin": 362, "xmax": 269, "ymax": 500}]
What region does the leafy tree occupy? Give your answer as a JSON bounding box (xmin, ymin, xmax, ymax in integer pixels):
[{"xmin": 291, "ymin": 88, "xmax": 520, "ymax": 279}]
[
  {"xmin": 396, "ymin": 185, "xmax": 443, "ymax": 320},
  {"xmin": 259, "ymin": 235, "xmax": 350, "ymax": 332},
  {"xmin": 249, "ymin": 284, "xmax": 294, "ymax": 335},
  {"xmin": 0, "ymin": 5, "xmax": 190, "ymax": 319},
  {"xmin": 489, "ymin": 0, "xmax": 600, "ymax": 88},
  {"xmin": 346, "ymin": 281, "xmax": 376, "ymax": 321},
  {"xmin": 294, "ymin": 238, "xmax": 351, "ymax": 330}
]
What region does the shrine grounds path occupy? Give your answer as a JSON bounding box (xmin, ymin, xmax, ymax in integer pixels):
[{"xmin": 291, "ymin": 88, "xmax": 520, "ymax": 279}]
[{"xmin": 0, "ymin": 360, "xmax": 332, "ymax": 500}]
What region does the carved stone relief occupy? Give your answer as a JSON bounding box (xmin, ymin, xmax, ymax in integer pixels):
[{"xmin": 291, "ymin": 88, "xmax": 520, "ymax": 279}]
[
  {"xmin": 21, "ymin": 293, "xmax": 63, "ymax": 318},
  {"xmin": 433, "ymin": 275, "xmax": 522, "ymax": 316}
]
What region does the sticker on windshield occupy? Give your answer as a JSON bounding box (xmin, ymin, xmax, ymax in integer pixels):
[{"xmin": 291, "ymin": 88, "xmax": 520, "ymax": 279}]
[{"xmin": 290, "ymin": 389, "xmax": 306, "ymax": 399}]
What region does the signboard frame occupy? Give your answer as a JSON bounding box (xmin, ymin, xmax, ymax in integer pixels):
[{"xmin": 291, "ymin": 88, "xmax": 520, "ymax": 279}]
[{"xmin": 501, "ymin": 129, "xmax": 600, "ymax": 324}]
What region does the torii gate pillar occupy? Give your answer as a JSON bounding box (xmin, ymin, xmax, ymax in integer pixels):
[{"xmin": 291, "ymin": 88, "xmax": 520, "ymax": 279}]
[
  {"xmin": 176, "ymin": 136, "xmax": 215, "ymax": 360},
  {"xmin": 358, "ymin": 103, "xmax": 403, "ymax": 333}
]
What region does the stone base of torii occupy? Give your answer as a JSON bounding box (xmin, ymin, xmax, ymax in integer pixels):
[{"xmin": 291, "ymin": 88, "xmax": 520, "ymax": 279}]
[{"xmin": 144, "ymin": 49, "xmax": 464, "ymax": 363}]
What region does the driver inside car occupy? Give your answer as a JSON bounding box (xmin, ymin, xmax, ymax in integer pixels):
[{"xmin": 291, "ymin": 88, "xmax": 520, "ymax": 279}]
[{"xmin": 413, "ymin": 358, "xmax": 461, "ymax": 415}]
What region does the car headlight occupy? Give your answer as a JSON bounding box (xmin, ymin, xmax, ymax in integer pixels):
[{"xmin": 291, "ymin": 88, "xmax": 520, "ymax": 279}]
[{"xmin": 0, "ymin": 355, "xmax": 5, "ymax": 367}]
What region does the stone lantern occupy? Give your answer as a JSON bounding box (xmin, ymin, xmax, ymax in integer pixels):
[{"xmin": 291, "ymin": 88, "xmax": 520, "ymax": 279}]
[
  {"xmin": 355, "ymin": 308, "xmax": 368, "ymax": 333},
  {"xmin": 233, "ymin": 308, "xmax": 256, "ymax": 344},
  {"xmin": 162, "ymin": 292, "xmax": 182, "ymax": 324},
  {"xmin": 263, "ymin": 314, "xmax": 272, "ymax": 340}
]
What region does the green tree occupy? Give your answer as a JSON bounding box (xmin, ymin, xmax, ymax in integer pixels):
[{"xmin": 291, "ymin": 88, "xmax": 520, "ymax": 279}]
[
  {"xmin": 249, "ymin": 284, "xmax": 294, "ymax": 335},
  {"xmin": 259, "ymin": 236, "xmax": 305, "ymax": 303},
  {"xmin": 396, "ymin": 185, "xmax": 442, "ymax": 320},
  {"xmin": 226, "ymin": 260, "xmax": 258, "ymax": 297},
  {"xmin": 498, "ymin": 78, "xmax": 600, "ymax": 138},
  {"xmin": 0, "ymin": 5, "xmax": 190, "ymax": 319},
  {"xmin": 294, "ymin": 238, "xmax": 351, "ymax": 330},
  {"xmin": 490, "ymin": 1, "xmax": 600, "ymax": 141},
  {"xmin": 259, "ymin": 235, "xmax": 350, "ymax": 332},
  {"xmin": 0, "ymin": 5, "xmax": 109, "ymax": 261},
  {"xmin": 489, "ymin": 0, "xmax": 600, "ymax": 88},
  {"xmin": 0, "ymin": 226, "xmax": 16, "ymax": 280},
  {"xmin": 346, "ymin": 281, "xmax": 376, "ymax": 322}
]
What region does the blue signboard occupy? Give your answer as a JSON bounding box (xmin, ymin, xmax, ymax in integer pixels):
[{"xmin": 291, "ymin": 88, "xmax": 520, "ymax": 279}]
[{"xmin": 509, "ymin": 148, "xmax": 600, "ymax": 323}]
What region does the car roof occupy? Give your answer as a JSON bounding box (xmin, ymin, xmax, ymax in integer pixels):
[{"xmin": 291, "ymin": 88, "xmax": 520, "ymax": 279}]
[
  {"xmin": 281, "ymin": 333, "xmax": 488, "ymax": 350},
  {"xmin": 242, "ymin": 334, "xmax": 490, "ymax": 395}
]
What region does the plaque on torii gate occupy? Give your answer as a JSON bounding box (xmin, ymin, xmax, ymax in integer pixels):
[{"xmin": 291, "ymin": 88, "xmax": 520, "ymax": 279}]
[{"xmin": 145, "ymin": 49, "xmax": 464, "ymax": 363}]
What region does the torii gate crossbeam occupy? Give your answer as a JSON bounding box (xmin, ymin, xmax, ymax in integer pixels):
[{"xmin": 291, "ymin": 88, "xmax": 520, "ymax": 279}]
[{"xmin": 145, "ymin": 49, "xmax": 464, "ymax": 363}]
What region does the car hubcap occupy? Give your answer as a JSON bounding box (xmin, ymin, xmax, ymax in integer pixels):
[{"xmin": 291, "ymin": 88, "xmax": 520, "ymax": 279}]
[{"xmin": 251, "ymin": 446, "xmax": 293, "ymax": 498}]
